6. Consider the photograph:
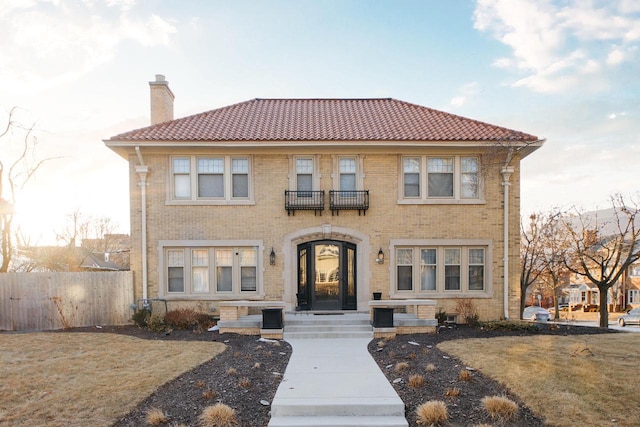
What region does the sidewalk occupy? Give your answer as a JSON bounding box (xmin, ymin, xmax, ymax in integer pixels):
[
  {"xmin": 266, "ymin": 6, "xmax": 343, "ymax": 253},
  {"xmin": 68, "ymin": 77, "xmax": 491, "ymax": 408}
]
[{"xmin": 268, "ymin": 338, "xmax": 408, "ymax": 426}]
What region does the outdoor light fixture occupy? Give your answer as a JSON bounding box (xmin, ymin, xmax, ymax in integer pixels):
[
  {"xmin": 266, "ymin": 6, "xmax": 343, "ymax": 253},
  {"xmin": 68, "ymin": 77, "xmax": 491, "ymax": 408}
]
[
  {"xmin": 270, "ymin": 248, "xmax": 276, "ymax": 265},
  {"xmin": 376, "ymin": 248, "xmax": 385, "ymax": 264}
]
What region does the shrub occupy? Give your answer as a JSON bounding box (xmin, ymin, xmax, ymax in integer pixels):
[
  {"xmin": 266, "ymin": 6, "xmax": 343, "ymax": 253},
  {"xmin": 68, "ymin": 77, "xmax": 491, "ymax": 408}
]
[
  {"xmin": 131, "ymin": 308, "xmax": 151, "ymax": 328},
  {"xmin": 444, "ymin": 387, "xmax": 460, "ymax": 398},
  {"xmin": 482, "ymin": 320, "xmax": 539, "ymax": 332},
  {"xmin": 199, "ymin": 403, "xmax": 238, "ymax": 427},
  {"xmin": 481, "ymin": 395, "xmax": 519, "ymax": 422},
  {"xmin": 147, "ymin": 313, "xmax": 166, "ymax": 332},
  {"xmin": 408, "ymin": 374, "xmax": 426, "ymax": 388},
  {"xmin": 454, "ymin": 299, "xmax": 480, "ymax": 326},
  {"xmin": 415, "ymin": 400, "xmax": 448, "ymax": 425},
  {"xmin": 435, "ymin": 308, "xmax": 448, "ymax": 324},
  {"xmin": 395, "ymin": 362, "xmax": 410, "ymax": 372},
  {"xmin": 165, "ymin": 308, "xmax": 216, "ymax": 331},
  {"xmin": 458, "ymin": 369, "xmax": 472, "ymax": 382},
  {"xmin": 145, "ymin": 407, "xmax": 167, "ymax": 426}
]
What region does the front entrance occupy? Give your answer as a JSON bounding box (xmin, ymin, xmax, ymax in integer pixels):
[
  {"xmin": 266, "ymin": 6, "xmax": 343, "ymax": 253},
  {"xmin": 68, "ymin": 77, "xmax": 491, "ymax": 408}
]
[{"xmin": 297, "ymin": 240, "xmax": 357, "ymax": 310}]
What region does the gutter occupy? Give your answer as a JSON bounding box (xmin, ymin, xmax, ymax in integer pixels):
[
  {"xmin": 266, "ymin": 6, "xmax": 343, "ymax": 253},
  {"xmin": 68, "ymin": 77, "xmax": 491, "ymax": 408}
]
[
  {"xmin": 501, "ymin": 166, "xmax": 514, "ymax": 320},
  {"xmin": 135, "ymin": 146, "xmax": 149, "ymax": 301}
]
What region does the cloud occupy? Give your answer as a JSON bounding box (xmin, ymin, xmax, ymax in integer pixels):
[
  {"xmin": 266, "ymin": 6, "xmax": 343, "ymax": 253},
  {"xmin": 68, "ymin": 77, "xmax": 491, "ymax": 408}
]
[
  {"xmin": 0, "ymin": 1, "xmax": 177, "ymax": 94},
  {"xmin": 449, "ymin": 82, "xmax": 479, "ymax": 108},
  {"xmin": 473, "ymin": 0, "xmax": 640, "ymax": 93}
]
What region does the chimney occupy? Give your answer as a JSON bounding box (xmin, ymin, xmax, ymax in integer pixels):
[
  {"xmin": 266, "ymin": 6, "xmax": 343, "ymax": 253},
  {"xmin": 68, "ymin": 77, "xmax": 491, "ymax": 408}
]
[{"xmin": 149, "ymin": 74, "xmax": 174, "ymax": 125}]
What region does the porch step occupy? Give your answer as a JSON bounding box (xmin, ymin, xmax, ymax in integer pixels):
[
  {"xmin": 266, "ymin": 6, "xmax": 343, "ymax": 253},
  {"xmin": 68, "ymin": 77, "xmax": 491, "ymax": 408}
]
[
  {"xmin": 283, "ymin": 313, "xmax": 373, "ymax": 339},
  {"xmin": 268, "ymin": 415, "xmax": 408, "ymax": 427},
  {"xmin": 270, "ymin": 397, "xmax": 404, "ymax": 417}
]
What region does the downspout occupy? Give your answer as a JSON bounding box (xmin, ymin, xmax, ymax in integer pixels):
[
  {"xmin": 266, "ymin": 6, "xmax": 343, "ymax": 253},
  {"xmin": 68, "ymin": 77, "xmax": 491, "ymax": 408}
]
[
  {"xmin": 135, "ymin": 146, "xmax": 149, "ymax": 302},
  {"xmin": 501, "ymin": 165, "xmax": 514, "ymax": 320}
]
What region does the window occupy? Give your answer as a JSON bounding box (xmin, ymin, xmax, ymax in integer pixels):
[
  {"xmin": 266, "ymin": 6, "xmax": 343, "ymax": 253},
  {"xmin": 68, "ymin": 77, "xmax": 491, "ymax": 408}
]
[
  {"xmin": 339, "ymin": 158, "xmax": 357, "ymax": 191},
  {"xmin": 427, "ymin": 158, "xmax": 453, "ymax": 197},
  {"xmin": 468, "ymin": 248, "xmax": 484, "ymax": 290},
  {"xmin": 161, "ymin": 244, "xmax": 260, "ymax": 297},
  {"xmin": 296, "ymin": 158, "xmax": 314, "ymax": 194},
  {"xmin": 169, "ymin": 156, "xmax": 252, "ymax": 203},
  {"xmin": 629, "ymin": 290, "xmax": 640, "ymax": 304},
  {"xmin": 167, "ymin": 250, "xmax": 184, "ymax": 293},
  {"xmin": 461, "ymin": 157, "xmax": 479, "ymax": 198},
  {"xmin": 197, "ymin": 158, "xmax": 224, "ymax": 198},
  {"xmin": 420, "ymin": 249, "xmax": 436, "ymax": 291},
  {"xmin": 444, "ymin": 248, "xmax": 461, "ymax": 290},
  {"xmin": 403, "ymin": 157, "xmax": 420, "ymax": 198},
  {"xmin": 400, "ymin": 155, "xmax": 482, "ymax": 202},
  {"xmin": 396, "ymin": 248, "xmax": 413, "ymax": 291},
  {"xmin": 630, "ymin": 265, "xmax": 640, "ymax": 277},
  {"xmin": 393, "ymin": 242, "xmax": 489, "ymax": 295}
]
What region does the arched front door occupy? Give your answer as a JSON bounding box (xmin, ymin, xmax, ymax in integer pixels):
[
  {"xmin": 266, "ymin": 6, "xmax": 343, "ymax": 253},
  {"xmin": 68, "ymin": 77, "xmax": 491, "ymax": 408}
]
[{"xmin": 297, "ymin": 240, "xmax": 357, "ymax": 310}]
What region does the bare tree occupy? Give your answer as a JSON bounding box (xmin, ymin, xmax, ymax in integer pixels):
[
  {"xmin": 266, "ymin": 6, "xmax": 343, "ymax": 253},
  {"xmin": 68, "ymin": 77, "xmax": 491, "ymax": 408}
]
[
  {"xmin": 55, "ymin": 208, "xmax": 91, "ymax": 248},
  {"xmin": 538, "ymin": 210, "xmax": 571, "ymax": 319},
  {"xmin": 563, "ymin": 194, "xmax": 640, "ymax": 328},
  {"xmin": 520, "ymin": 213, "xmax": 546, "ymax": 315},
  {"xmin": 0, "ymin": 108, "xmax": 52, "ymax": 272}
]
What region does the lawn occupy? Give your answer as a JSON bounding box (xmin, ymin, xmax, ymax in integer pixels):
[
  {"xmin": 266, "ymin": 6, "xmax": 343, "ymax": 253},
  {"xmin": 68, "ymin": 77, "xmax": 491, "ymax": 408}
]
[
  {"xmin": 439, "ymin": 333, "xmax": 640, "ymax": 427},
  {"xmin": 0, "ymin": 332, "xmax": 224, "ymax": 426}
]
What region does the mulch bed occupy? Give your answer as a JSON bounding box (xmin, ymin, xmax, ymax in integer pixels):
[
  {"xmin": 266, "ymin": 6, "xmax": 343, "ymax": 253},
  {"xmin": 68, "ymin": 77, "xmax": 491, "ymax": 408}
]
[{"xmin": 66, "ymin": 323, "xmax": 616, "ymax": 426}]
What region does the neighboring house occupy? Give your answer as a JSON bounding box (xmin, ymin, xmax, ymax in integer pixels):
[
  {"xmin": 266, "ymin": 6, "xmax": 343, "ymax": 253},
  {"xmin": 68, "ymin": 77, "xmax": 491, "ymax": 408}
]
[
  {"xmin": 623, "ymin": 261, "xmax": 640, "ymax": 308},
  {"xmin": 82, "ymin": 233, "xmax": 131, "ymax": 270},
  {"xmin": 14, "ymin": 246, "xmax": 126, "ymax": 272},
  {"xmin": 104, "ymin": 75, "xmax": 543, "ymax": 321}
]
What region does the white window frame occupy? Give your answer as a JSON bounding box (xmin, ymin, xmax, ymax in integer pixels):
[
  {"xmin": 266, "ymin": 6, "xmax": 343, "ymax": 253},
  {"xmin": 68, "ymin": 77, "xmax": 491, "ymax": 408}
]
[
  {"xmin": 288, "ymin": 155, "xmax": 321, "ymax": 191},
  {"xmin": 158, "ymin": 240, "xmax": 264, "ymax": 300},
  {"xmin": 628, "ymin": 289, "xmax": 640, "ymax": 304},
  {"xmin": 389, "ymin": 239, "xmax": 492, "ymax": 298},
  {"xmin": 331, "ymin": 155, "xmax": 364, "ymax": 191},
  {"xmin": 630, "ymin": 265, "xmax": 640, "ymax": 277},
  {"xmin": 398, "ymin": 155, "xmax": 483, "ymax": 204},
  {"xmin": 167, "ymin": 155, "xmax": 253, "ymax": 205}
]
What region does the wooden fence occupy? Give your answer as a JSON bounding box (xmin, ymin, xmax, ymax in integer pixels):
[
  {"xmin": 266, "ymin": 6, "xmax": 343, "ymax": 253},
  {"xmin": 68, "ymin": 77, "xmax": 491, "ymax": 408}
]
[{"xmin": 0, "ymin": 271, "xmax": 134, "ymax": 331}]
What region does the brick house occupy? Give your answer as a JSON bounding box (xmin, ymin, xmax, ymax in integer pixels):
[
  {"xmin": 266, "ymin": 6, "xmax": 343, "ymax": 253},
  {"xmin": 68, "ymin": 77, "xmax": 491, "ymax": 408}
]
[{"xmin": 105, "ymin": 75, "xmax": 543, "ymax": 322}]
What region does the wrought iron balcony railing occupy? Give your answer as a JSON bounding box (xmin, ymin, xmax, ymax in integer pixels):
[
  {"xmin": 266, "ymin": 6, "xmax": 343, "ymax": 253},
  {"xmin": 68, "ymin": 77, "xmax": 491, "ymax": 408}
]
[
  {"xmin": 329, "ymin": 190, "xmax": 369, "ymax": 215},
  {"xmin": 284, "ymin": 190, "xmax": 325, "ymax": 215}
]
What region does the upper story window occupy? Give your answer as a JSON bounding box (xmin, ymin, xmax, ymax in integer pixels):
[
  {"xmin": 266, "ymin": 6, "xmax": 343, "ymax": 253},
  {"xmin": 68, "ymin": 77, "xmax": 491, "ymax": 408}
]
[
  {"xmin": 400, "ymin": 155, "xmax": 481, "ymax": 204},
  {"xmin": 296, "ymin": 158, "xmax": 314, "ymax": 193},
  {"xmin": 169, "ymin": 156, "xmax": 252, "ymax": 204},
  {"xmin": 629, "ymin": 265, "xmax": 640, "ymax": 277},
  {"xmin": 339, "ymin": 157, "xmax": 356, "ymax": 191},
  {"xmin": 391, "ymin": 240, "xmax": 490, "ymax": 297}
]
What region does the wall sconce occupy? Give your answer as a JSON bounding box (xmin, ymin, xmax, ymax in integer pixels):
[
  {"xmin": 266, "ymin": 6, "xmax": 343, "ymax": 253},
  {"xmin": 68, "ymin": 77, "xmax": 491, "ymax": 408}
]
[
  {"xmin": 376, "ymin": 248, "xmax": 385, "ymax": 264},
  {"xmin": 269, "ymin": 248, "xmax": 276, "ymax": 265}
]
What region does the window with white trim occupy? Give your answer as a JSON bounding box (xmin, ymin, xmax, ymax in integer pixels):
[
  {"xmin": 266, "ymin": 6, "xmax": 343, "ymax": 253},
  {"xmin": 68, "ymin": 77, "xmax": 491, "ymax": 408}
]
[
  {"xmin": 628, "ymin": 290, "xmax": 640, "ymax": 304},
  {"xmin": 394, "ymin": 245, "xmax": 486, "ymax": 294},
  {"xmin": 296, "ymin": 157, "xmax": 314, "ymax": 194},
  {"xmin": 170, "ymin": 156, "xmax": 252, "ymax": 202},
  {"xmin": 164, "ymin": 246, "xmax": 259, "ymax": 297},
  {"xmin": 339, "ymin": 157, "xmax": 357, "ymax": 191},
  {"xmin": 630, "ymin": 265, "xmax": 640, "ymax": 277},
  {"xmin": 400, "ymin": 155, "xmax": 481, "ymax": 202}
]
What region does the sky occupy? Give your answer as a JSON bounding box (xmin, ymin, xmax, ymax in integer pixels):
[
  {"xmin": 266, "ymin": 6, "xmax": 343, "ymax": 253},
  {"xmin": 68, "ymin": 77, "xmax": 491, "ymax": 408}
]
[{"xmin": 1, "ymin": 0, "xmax": 639, "ymax": 245}]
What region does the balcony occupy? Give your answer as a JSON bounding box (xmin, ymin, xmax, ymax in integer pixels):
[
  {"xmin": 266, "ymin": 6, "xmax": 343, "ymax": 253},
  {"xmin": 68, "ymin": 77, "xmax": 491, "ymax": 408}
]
[
  {"xmin": 284, "ymin": 190, "xmax": 325, "ymax": 215},
  {"xmin": 329, "ymin": 190, "xmax": 369, "ymax": 215}
]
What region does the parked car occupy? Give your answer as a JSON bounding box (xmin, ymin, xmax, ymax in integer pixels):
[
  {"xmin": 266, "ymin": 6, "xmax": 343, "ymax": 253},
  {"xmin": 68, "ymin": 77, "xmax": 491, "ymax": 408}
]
[
  {"xmin": 618, "ymin": 308, "xmax": 640, "ymax": 327},
  {"xmin": 522, "ymin": 306, "xmax": 551, "ymax": 322}
]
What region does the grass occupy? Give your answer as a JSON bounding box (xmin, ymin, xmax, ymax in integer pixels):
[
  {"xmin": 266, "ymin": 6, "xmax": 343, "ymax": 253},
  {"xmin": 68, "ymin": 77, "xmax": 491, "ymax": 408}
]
[
  {"xmin": 0, "ymin": 332, "xmax": 224, "ymax": 426},
  {"xmin": 415, "ymin": 400, "xmax": 448, "ymax": 425},
  {"xmin": 439, "ymin": 334, "xmax": 640, "ymax": 427},
  {"xmin": 199, "ymin": 403, "xmax": 238, "ymax": 427}
]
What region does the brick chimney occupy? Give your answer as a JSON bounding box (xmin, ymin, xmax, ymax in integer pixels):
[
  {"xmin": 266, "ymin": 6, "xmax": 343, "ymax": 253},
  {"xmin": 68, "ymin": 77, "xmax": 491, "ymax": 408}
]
[{"xmin": 149, "ymin": 74, "xmax": 174, "ymax": 125}]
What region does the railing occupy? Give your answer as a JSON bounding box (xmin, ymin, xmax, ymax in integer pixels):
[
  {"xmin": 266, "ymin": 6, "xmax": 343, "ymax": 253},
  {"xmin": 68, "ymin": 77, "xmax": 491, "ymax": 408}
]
[
  {"xmin": 284, "ymin": 190, "xmax": 325, "ymax": 215},
  {"xmin": 330, "ymin": 190, "xmax": 369, "ymax": 215}
]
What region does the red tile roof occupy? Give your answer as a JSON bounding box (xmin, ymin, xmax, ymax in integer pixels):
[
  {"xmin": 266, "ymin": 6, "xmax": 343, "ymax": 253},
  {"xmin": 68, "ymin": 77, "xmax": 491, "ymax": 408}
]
[{"xmin": 108, "ymin": 98, "xmax": 538, "ymax": 142}]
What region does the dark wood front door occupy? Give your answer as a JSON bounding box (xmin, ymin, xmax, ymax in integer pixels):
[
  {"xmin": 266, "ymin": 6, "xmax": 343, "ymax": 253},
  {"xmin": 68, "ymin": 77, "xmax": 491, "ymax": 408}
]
[{"xmin": 297, "ymin": 240, "xmax": 356, "ymax": 310}]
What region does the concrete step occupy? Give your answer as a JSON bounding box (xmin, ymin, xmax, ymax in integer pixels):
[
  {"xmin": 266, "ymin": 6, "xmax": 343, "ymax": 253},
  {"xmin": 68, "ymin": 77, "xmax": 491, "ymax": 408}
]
[
  {"xmin": 284, "ymin": 324, "xmax": 372, "ymax": 333},
  {"xmin": 268, "ymin": 415, "xmax": 408, "ymax": 427},
  {"xmin": 284, "ymin": 330, "xmax": 373, "ymax": 339},
  {"xmin": 270, "ymin": 397, "xmax": 405, "ymax": 417},
  {"xmin": 285, "ymin": 316, "xmax": 371, "ymax": 326}
]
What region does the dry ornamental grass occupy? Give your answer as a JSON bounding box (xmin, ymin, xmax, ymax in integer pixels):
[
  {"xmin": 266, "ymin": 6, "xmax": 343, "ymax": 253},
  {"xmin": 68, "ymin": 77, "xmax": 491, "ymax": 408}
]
[
  {"xmin": 481, "ymin": 395, "xmax": 519, "ymax": 422},
  {"xmin": 415, "ymin": 400, "xmax": 448, "ymax": 425},
  {"xmin": 198, "ymin": 403, "xmax": 239, "ymax": 427}
]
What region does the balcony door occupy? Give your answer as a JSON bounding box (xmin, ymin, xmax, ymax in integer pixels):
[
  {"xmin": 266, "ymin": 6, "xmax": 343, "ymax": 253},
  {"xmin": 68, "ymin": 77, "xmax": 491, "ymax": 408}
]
[{"xmin": 297, "ymin": 240, "xmax": 356, "ymax": 310}]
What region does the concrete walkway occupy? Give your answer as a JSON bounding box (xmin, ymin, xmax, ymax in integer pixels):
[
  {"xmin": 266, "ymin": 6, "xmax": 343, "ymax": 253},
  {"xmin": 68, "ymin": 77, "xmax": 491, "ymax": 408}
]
[{"xmin": 268, "ymin": 338, "xmax": 408, "ymax": 427}]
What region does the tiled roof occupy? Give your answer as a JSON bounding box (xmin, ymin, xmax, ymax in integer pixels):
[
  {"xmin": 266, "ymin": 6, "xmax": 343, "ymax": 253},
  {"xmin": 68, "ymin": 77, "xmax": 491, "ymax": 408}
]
[{"xmin": 109, "ymin": 98, "xmax": 538, "ymax": 142}]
